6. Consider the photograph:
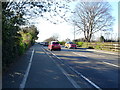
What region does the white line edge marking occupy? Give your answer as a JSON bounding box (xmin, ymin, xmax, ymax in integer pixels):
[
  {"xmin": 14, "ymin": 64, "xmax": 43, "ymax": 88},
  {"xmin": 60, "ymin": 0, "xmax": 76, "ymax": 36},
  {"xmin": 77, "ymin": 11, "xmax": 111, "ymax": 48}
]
[
  {"xmin": 102, "ymin": 61, "xmax": 119, "ymax": 68},
  {"xmin": 41, "ymin": 47, "xmax": 80, "ymax": 88},
  {"xmin": 44, "ymin": 48, "xmax": 101, "ymax": 90},
  {"xmin": 19, "ymin": 49, "xmax": 34, "ymax": 89}
]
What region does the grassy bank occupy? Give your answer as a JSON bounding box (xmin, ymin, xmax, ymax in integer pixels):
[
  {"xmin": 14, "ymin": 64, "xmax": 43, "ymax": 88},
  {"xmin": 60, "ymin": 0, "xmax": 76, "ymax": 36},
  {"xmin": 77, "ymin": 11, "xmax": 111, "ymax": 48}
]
[{"xmin": 76, "ymin": 42, "xmax": 120, "ymax": 52}]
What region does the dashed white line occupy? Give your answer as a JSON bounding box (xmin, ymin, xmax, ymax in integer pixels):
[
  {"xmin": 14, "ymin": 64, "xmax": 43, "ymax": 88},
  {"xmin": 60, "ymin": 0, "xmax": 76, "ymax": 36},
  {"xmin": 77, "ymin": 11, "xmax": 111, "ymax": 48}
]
[
  {"xmin": 43, "ymin": 48, "xmax": 101, "ymax": 90},
  {"xmin": 73, "ymin": 52, "xmax": 105, "ymax": 58},
  {"xmin": 19, "ymin": 49, "xmax": 34, "ymax": 89},
  {"xmin": 41, "ymin": 47, "xmax": 81, "ymax": 88},
  {"xmin": 102, "ymin": 61, "xmax": 119, "ymax": 68},
  {"xmin": 72, "ymin": 52, "xmax": 87, "ymax": 57},
  {"xmin": 86, "ymin": 49, "xmax": 118, "ymax": 55},
  {"xmin": 73, "ymin": 52, "xmax": 119, "ymax": 68},
  {"xmin": 52, "ymin": 59, "xmax": 81, "ymax": 88}
]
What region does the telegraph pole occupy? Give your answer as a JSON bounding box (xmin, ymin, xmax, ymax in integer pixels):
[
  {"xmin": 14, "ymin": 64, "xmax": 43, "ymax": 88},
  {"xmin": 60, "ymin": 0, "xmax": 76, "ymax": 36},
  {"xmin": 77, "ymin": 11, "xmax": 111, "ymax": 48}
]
[{"xmin": 74, "ymin": 25, "xmax": 75, "ymax": 41}]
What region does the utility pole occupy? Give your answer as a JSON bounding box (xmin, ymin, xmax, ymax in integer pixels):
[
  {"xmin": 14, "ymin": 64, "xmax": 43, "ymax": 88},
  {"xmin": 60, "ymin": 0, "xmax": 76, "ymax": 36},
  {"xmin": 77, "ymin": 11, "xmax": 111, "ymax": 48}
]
[{"xmin": 74, "ymin": 25, "xmax": 75, "ymax": 41}]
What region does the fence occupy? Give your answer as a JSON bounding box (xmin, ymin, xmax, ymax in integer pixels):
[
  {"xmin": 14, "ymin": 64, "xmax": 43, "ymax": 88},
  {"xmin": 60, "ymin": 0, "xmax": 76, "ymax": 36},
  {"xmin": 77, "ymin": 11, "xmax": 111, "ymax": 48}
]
[{"xmin": 85, "ymin": 42, "xmax": 120, "ymax": 52}]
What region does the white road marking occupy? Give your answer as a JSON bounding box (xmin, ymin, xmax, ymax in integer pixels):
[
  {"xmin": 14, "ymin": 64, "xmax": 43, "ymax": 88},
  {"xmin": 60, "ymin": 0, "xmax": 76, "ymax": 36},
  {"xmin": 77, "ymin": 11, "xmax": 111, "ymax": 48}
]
[
  {"xmin": 51, "ymin": 52, "xmax": 61, "ymax": 59},
  {"xmin": 102, "ymin": 61, "xmax": 119, "ymax": 68},
  {"xmin": 73, "ymin": 52, "xmax": 105, "ymax": 58},
  {"xmin": 73, "ymin": 52, "xmax": 119, "ymax": 68},
  {"xmin": 45, "ymin": 48, "xmax": 102, "ymax": 90},
  {"xmin": 52, "ymin": 59, "xmax": 81, "ymax": 88},
  {"xmin": 80, "ymin": 75, "xmax": 102, "ymax": 90},
  {"xmin": 66, "ymin": 64, "xmax": 102, "ymax": 90},
  {"xmin": 41, "ymin": 47, "xmax": 81, "ymax": 88},
  {"xmin": 19, "ymin": 49, "xmax": 34, "ymax": 89},
  {"xmin": 86, "ymin": 49, "xmax": 118, "ymax": 55},
  {"xmin": 72, "ymin": 52, "xmax": 87, "ymax": 57}
]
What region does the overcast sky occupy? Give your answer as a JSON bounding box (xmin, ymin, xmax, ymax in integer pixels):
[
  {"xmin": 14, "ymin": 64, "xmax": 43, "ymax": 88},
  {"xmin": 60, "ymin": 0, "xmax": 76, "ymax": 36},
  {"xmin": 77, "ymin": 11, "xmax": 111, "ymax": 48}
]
[{"xmin": 33, "ymin": 0, "xmax": 119, "ymax": 42}]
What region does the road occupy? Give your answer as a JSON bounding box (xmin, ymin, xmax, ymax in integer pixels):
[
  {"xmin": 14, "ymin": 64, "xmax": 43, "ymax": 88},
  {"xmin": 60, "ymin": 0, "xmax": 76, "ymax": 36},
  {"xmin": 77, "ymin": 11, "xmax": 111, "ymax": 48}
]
[{"xmin": 2, "ymin": 44, "xmax": 119, "ymax": 89}]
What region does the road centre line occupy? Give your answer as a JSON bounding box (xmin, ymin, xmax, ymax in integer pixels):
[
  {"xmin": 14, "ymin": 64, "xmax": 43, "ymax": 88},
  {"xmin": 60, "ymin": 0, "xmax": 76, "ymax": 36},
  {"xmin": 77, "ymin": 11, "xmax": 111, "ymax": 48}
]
[
  {"xmin": 73, "ymin": 51, "xmax": 119, "ymax": 68},
  {"xmin": 102, "ymin": 61, "xmax": 119, "ymax": 68},
  {"xmin": 19, "ymin": 49, "xmax": 34, "ymax": 89},
  {"xmin": 86, "ymin": 49, "xmax": 118, "ymax": 55},
  {"xmin": 41, "ymin": 47, "xmax": 80, "ymax": 88},
  {"xmin": 73, "ymin": 52, "xmax": 105, "ymax": 58},
  {"xmin": 43, "ymin": 48, "xmax": 101, "ymax": 90},
  {"xmin": 72, "ymin": 52, "xmax": 87, "ymax": 57}
]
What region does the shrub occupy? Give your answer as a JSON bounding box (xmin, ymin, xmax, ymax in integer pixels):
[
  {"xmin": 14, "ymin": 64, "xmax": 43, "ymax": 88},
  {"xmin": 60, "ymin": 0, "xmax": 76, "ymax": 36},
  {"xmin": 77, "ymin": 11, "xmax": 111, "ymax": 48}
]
[
  {"xmin": 59, "ymin": 41, "xmax": 66, "ymax": 45},
  {"xmin": 76, "ymin": 42, "xmax": 83, "ymax": 47},
  {"xmin": 95, "ymin": 45, "xmax": 101, "ymax": 49},
  {"xmin": 88, "ymin": 46, "xmax": 94, "ymax": 49},
  {"xmin": 18, "ymin": 42, "xmax": 26, "ymax": 55},
  {"xmin": 81, "ymin": 42, "xmax": 88, "ymax": 48}
]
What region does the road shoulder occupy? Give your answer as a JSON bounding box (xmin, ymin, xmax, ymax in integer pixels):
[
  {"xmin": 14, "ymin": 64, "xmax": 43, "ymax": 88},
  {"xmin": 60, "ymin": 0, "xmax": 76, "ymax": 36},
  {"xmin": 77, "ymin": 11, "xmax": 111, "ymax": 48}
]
[{"xmin": 2, "ymin": 46, "xmax": 34, "ymax": 88}]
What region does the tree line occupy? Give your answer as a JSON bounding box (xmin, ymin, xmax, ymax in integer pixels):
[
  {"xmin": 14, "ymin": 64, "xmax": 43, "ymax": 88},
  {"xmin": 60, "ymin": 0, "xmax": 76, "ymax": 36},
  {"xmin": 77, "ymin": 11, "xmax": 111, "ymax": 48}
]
[{"xmin": 2, "ymin": 2, "xmax": 39, "ymax": 70}]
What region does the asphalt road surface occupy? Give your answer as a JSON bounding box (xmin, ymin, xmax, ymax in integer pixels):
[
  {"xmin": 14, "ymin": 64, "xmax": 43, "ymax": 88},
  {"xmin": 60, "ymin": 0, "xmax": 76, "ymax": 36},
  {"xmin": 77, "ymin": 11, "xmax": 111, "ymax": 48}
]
[{"xmin": 2, "ymin": 44, "xmax": 119, "ymax": 89}]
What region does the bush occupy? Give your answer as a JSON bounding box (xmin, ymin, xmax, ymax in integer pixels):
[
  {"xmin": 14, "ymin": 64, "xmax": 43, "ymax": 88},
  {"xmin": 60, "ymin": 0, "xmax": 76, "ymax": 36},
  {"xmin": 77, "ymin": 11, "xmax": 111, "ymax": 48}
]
[
  {"xmin": 59, "ymin": 41, "xmax": 66, "ymax": 45},
  {"xmin": 88, "ymin": 46, "xmax": 94, "ymax": 49},
  {"xmin": 18, "ymin": 42, "xmax": 26, "ymax": 55},
  {"xmin": 95, "ymin": 45, "xmax": 102, "ymax": 49},
  {"xmin": 76, "ymin": 42, "xmax": 83, "ymax": 47}
]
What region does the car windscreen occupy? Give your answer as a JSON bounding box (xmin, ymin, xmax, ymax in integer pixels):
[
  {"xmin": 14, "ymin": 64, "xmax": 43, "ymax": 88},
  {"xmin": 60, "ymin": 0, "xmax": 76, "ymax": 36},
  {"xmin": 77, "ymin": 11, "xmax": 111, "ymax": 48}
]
[{"xmin": 52, "ymin": 42, "xmax": 59, "ymax": 44}]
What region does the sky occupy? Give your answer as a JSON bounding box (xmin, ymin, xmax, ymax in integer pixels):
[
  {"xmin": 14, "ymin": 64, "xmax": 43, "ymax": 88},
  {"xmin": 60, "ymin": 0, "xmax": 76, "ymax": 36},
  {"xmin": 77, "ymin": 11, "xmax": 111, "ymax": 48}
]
[{"xmin": 33, "ymin": 0, "xmax": 119, "ymax": 42}]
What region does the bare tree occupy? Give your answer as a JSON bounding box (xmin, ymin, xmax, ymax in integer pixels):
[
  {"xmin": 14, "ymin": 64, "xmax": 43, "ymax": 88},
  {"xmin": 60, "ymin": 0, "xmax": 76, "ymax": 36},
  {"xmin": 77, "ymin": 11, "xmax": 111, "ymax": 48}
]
[
  {"xmin": 52, "ymin": 33, "xmax": 59, "ymax": 40},
  {"xmin": 71, "ymin": 2, "xmax": 114, "ymax": 42},
  {"xmin": 44, "ymin": 34, "xmax": 59, "ymax": 42}
]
